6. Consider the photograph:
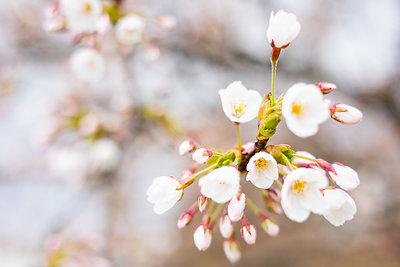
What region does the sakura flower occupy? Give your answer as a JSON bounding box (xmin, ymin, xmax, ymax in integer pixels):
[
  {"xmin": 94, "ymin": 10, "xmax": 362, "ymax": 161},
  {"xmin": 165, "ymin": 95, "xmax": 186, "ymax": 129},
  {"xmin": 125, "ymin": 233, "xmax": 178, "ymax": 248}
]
[
  {"xmin": 60, "ymin": 0, "xmax": 103, "ymax": 34},
  {"xmin": 240, "ymin": 224, "xmax": 256, "ymax": 245},
  {"xmin": 228, "ymin": 193, "xmax": 246, "ymax": 222},
  {"xmin": 115, "ymin": 14, "xmax": 145, "ymax": 46},
  {"xmin": 281, "ymin": 168, "xmax": 328, "ymax": 222},
  {"xmin": 323, "ymin": 188, "xmax": 357, "ymax": 226},
  {"xmin": 329, "ymin": 163, "xmax": 360, "ymax": 191},
  {"xmin": 223, "ymin": 240, "xmax": 241, "ymax": 264},
  {"xmin": 330, "ymin": 103, "xmax": 363, "ymax": 125},
  {"xmin": 246, "ymin": 152, "xmax": 279, "ymax": 189},
  {"xmin": 282, "ymin": 83, "xmax": 330, "ymax": 138},
  {"xmin": 192, "ymin": 148, "xmax": 212, "ymax": 164},
  {"xmin": 261, "ymin": 218, "xmax": 280, "ymax": 237},
  {"xmin": 199, "ymin": 166, "xmax": 240, "ymax": 203},
  {"xmin": 70, "ymin": 48, "xmax": 105, "ymax": 83},
  {"xmin": 178, "ymin": 140, "xmax": 195, "ymax": 155},
  {"xmin": 241, "ymin": 142, "xmax": 255, "ymax": 155},
  {"xmin": 219, "ymin": 215, "xmax": 234, "ymax": 238},
  {"xmin": 218, "ymin": 81, "xmax": 262, "ymax": 123},
  {"xmin": 146, "ymin": 176, "xmax": 183, "ymax": 214},
  {"xmin": 193, "ymin": 225, "xmax": 212, "ymax": 251},
  {"xmin": 267, "ymin": 10, "xmax": 301, "ymax": 48}
]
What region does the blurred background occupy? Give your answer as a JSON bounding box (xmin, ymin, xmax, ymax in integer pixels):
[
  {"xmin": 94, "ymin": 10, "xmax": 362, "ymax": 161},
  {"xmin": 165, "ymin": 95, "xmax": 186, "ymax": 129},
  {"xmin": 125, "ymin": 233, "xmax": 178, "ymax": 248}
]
[{"xmin": 0, "ymin": 0, "xmax": 399, "ymax": 266}]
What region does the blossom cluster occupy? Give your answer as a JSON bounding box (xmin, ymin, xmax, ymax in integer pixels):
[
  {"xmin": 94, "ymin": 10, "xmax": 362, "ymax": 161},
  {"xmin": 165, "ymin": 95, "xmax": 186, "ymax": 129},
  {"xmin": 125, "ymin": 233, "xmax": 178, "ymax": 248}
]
[
  {"xmin": 44, "ymin": 0, "xmax": 175, "ymax": 82},
  {"xmin": 147, "ymin": 10, "xmax": 362, "ymax": 263}
]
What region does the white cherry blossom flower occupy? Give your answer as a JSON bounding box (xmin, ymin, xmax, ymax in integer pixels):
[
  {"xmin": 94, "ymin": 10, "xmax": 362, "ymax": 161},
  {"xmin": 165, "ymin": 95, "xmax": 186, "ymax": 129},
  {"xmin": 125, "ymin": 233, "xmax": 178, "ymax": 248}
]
[
  {"xmin": 261, "ymin": 218, "xmax": 280, "ymax": 237},
  {"xmin": 323, "ymin": 188, "xmax": 357, "ymax": 226},
  {"xmin": 330, "ymin": 103, "xmax": 363, "ymax": 125},
  {"xmin": 267, "ymin": 10, "xmax": 301, "ymax": 48},
  {"xmin": 246, "ymin": 152, "xmax": 279, "ymax": 189},
  {"xmin": 227, "ymin": 193, "xmax": 246, "ymax": 222},
  {"xmin": 199, "ymin": 166, "xmax": 240, "ymax": 204},
  {"xmin": 218, "ymin": 81, "xmax": 262, "ymax": 123},
  {"xmin": 223, "ymin": 240, "xmax": 241, "ymax": 264},
  {"xmin": 115, "ymin": 14, "xmax": 145, "ymax": 46},
  {"xmin": 178, "ymin": 140, "xmax": 195, "ymax": 156},
  {"xmin": 219, "ymin": 215, "xmax": 234, "ymax": 238},
  {"xmin": 60, "ymin": 0, "xmax": 103, "ymax": 34},
  {"xmin": 240, "ymin": 224, "xmax": 256, "ymax": 245},
  {"xmin": 282, "ymin": 83, "xmax": 330, "ymax": 138},
  {"xmin": 281, "ymin": 168, "xmax": 328, "ymax": 222},
  {"xmin": 70, "ymin": 48, "xmax": 105, "ymax": 83},
  {"xmin": 193, "ymin": 225, "xmax": 212, "ymax": 251},
  {"xmin": 329, "ymin": 163, "xmax": 360, "ymax": 191},
  {"xmin": 146, "ymin": 176, "xmax": 183, "ymax": 214},
  {"xmin": 192, "ymin": 148, "xmax": 212, "ymax": 164}
]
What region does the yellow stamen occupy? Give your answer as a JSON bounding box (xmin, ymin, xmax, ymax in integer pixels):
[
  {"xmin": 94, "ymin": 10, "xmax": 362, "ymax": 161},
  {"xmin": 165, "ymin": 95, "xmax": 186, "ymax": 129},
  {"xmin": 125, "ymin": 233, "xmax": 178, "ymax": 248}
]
[
  {"xmin": 83, "ymin": 3, "xmax": 92, "ymax": 13},
  {"xmin": 291, "ymin": 102, "xmax": 307, "ymax": 117},
  {"xmin": 255, "ymin": 158, "xmax": 269, "ymax": 173},
  {"xmin": 291, "ymin": 180, "xmax": 309, "ymax": 196},
  {"xmin": 232, "ymin": 101, "xmax": 246, "ymax": 118}
]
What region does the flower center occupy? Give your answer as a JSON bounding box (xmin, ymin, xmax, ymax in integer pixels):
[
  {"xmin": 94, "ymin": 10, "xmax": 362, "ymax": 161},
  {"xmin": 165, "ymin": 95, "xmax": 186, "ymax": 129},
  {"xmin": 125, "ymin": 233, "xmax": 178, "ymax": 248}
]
[
  {"xmin": 83, "ymin": 3, "xmax": 92, "ymax": 13},
  {"xmin": 219, "ymin": 181, "xmax": 226, "ymax": 185},
  {"xmin": 255, "ymin": 158, "xmax": 269, "ymax": 173},
  {"xmin": 291, "ymin": 180, "xmax": 309, "ymax": 196},
  {"xmin": 232, "ymin": 101, "xmax": 246, "ymax": 118},
  {"xmin": 291, "ymin": 102, "xmax": 306, "ymax": 117}
]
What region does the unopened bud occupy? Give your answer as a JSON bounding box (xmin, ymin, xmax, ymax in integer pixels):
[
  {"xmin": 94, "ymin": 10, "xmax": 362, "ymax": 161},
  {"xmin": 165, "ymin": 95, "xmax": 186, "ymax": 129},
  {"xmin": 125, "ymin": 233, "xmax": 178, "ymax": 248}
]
[
  {"xmin": 223, "ymin": 239, "xmax": 241, "ymax": 264},
  {"xmin": 198, "ymin": 195, "xmax": 209, "ymax": 213},
  {"xmin": 240, "ymin": 224, "xmax": 256, "ymax": 245},
  {"xmin": 316, "ymin": 82, "xmax": 336, "ymax": 94},
  {"xmin": 328, "ymin": 162, "xmax": 360, "ymax": 191},
  {"xmin": 261, "ymin": 218, "xmax": 280, "ymax": 237},
  {"xmin": 193, "ymin": 225, "xmax": 212, "ymax": 251},
  {"xmin": 178, "ymin": 213, "xmax": 192, "ymax": 229},
  {"xmin": 227, "ymin": 193, "xmax": 246, "ymax": 222},
  {"xmin": 192, "ymin": 148, "xmax": 212, "ymax": 164},
  {"xmin": 330, "ymin": 103, "xmax": 363, "ymax": 125},
  {"xmin": 178, "ymin": 140, "xmax": 195, "ymax": 156},
  {"xmin": 240, "ymin": 142, "xmax": 255, "ymax": 155},
  {"xmin": 219, "ymin": 214, "xmax": 234, "ymax": 238}
]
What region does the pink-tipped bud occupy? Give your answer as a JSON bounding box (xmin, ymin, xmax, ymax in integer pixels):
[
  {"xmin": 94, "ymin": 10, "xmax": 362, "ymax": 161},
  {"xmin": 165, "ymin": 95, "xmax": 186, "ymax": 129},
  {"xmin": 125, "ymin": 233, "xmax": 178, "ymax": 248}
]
[
  {"xmin": 262, "ymin": 189, "xmax": 283, "ymax": 215},
  {"xmin": 330, "ymin": 103, "xmax": 363, "ymax": 125},
  {"xmin": 178, "ymin": 140, "xmax": 196, "ymax": 156},
  {"xmin": 227, "ymin": 193, "xmax": 246, "ymax": 222},
  {"xmin": 219, "ymin": 215, "xmax": 234, "ymax": 238},
  {"xmin": 178, "ymin": 213, "xmax": 192, "ymax": 229},
  {"xmin": 198, "ymin": 195, "xmax": 209, "ymax": 213},
  {"xmin": 223, "ymin": 239, "xmax": 241, "ymax": 264},
  {"xmin": 316, "ymin": 82, "xmax": 337, "ymax": 94},
  {"xmin": 328, "ymin": 162, "xmax": 360, "ymax": 191},
  {"xmin": 240, "ymin": 142, "xmax": 255, "ymax": 155},
  {"xmin": 193, "ymin": 225, "xmax": 212, "ymax": 251},
  {"xmin": 261, "ymin": 218, "xmax": 280, "ymax": 237},
  {"xmin": 192, "ymin": 148, "xmax": 212, "ymax": 164},
  {"xmin": 240, "ymin": 224, "xmax": 256, "ymax": 245}
]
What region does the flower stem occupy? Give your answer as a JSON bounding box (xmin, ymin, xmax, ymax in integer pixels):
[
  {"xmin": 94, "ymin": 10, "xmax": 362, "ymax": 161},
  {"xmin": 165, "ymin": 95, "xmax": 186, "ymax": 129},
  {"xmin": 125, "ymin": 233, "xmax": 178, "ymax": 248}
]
[
  {"xmin": 181, "ymin": 164, "xmax": 218, "ymax": 188},
  {"xmin": 270, "ymin": 59, "xmax": 277, "ymax": 105},
  {"xmin": 211, "ymin": 204, "xmax": 225, "ymax": 222},
  {"xmin": 292, "ymin": 154, "xmax": 319, "ymax": 164},
  {"xmin": 236, "ymin": 123, "xmax": 242, "ymax": 149},
  {"xmin": 282, "ymin": 154, "xmax": 296, "ymax": 171},
  {"xmin": 275, "ymin": 180, "xmax": 283, "ymax": 189},
  {"xmin": 207, "ymin": 201, "xmax": 216, "ymax": 216},
  {"xmin": 246, "ymin": 198, "xmax": 261, "ymax": 216}
]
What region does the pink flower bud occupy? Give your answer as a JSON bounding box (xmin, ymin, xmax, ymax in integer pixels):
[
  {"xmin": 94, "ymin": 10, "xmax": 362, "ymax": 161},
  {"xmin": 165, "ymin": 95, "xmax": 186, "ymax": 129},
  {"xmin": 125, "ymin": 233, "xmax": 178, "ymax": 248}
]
[
  {"xmin": 228, "ymin": 193, "xmax": 246, "ymax": 222},
  {"xmin": 192, "ymin": 148, "xmax": 212, "ymax": 164},
  {"xmin": 178, "ymin": 213, "xmax": 192, "ymax": 229},
  {"xmin": 330, "ymin": 103, "xmax": 363, "ymax": 125},
  {"xmin": 198, "ymin": 195, "xmax": 209, "ymax": 213},
  {"xmin": 240, "ymin": 224, "xmax": 256, "ymax": 245},
  {"xmin": 178, "ymin": 140, "xmax": 195, "ymax": 156},
  {"xmin": 240, "ymin": 142, "xmax": 255, "ymax": 155},
  {"xmin": 316, "ymin": 82, "xmax": 337, "ymax": 94},
  {"xmin": 261, "ymin": 218, "xmax": 280, "ymax": 237},
  {"xmin": 219, "ymin": 215, "xmax": 234, "ymax": 238},
  {"xmin": 193, "ymin": 225, "xmax": 212, "ymax": 251},
  {"xmin": 223, "ymin": 239, "xmax": 241, "ymax": 264},
  {"xmin": 329, "ymin": 162, "xmax": 360, "ymax": 191}
]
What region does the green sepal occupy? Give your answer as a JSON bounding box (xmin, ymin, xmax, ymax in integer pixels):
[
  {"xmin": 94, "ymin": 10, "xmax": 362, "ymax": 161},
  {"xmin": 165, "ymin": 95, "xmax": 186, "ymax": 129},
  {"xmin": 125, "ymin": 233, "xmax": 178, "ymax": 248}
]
[
  {"xmin": 215, "ymin": 152, "xmax": 236, "ymax": 168},
  {"xmin": 105, "ymin": 5, "xmax": 121, "ymax": 24},
  {"xmin": 267, "ymin": 144, "xmax": 294, "ymax": 165}
]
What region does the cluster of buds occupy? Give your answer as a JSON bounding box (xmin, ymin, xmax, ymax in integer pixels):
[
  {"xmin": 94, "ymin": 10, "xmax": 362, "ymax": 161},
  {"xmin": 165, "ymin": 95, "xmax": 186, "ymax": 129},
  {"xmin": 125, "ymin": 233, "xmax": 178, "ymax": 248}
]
[
  {"xmin": 146, "ymin": 9, "xmax": 362, "ymax": 263},
  {"xmin": 44, "ymin": 0, "xmax": 176, "ymax": 82}
]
